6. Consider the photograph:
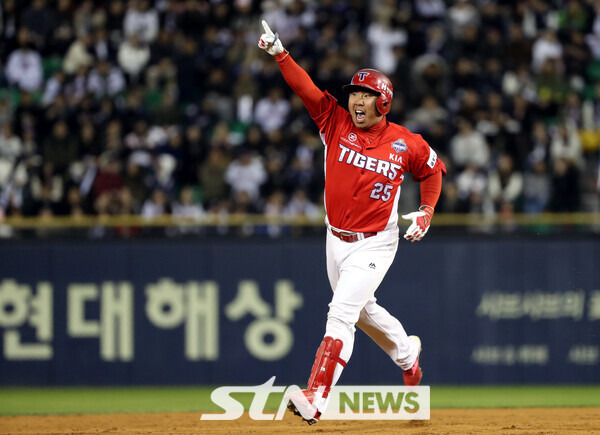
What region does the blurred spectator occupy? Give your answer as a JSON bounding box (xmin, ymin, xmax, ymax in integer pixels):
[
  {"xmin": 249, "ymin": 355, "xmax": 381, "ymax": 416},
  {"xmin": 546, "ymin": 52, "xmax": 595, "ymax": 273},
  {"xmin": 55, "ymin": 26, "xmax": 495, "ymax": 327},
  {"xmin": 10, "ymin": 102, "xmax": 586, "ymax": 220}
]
[
  {"xmin": 49, "ymin": 0, "xmax": 76, "ymax": 56},
  {"xmin": 231, "ymin": 190, "xmax": 259, "ymax": 215},
  {"xmin": 106, "ymin": 0, "xmax": 126, "ymax": 40},
  {"xmin": 557, "ymin": 0, "xmax": 589, "ymax": 33},
  {"xmin": 4, "ymin": 28, "xmax": 43, "ymax": 91},
  {"xmin": 199, "ymin": 147, "xmax": 230, "ymax": 209},
  {"xmin": 0, "ymin": 124, "xmax": 23, "ymax": 189},
  {"xmin": 146, "ymin": 57, "xmax": 177, "ymax": 92},
  {"xmin": 27, "ymin": 162, "xmax": 63, "ymax": 215},
  {"xmin": 448, "ymin": 0, "xmax": 479, "ymax": 38},
  {"xmin": 367, "ymin": 16, "xmax": 407, "ymax": 74},
  {"xmin": 523, "ymin": 158, "xmax": 551, "ymax": 213},
  {"xmin": 487, "ymin": 154, "xmax": 524, "ymax": 213},
  {"xmin": 62, "ymin": 185, "xmax": 85, "ymax": 216},
  {"xmin": 175, "ymin": 36, "xmax": 202, "ymax": 104},
  {"xmin": 78, "ymin": 119, "xmax": 101, "ymax": 157},
  {"xmin": 285, "ymin": 189, "xmax": 320, "ymax": 218},
  {"xmin": 414, "ymin": 0, "xmax": 446, "ymax": 23},
  {"xmin": 141, "ymin": 188, "xmax": 169, "ymax": 218},
  {"xmin": 476, "ymin": 91, "xmax": 509, "ymax": 153},
  {"xmin": 423, "ymin": 23, "xmax": 449, "ymax": 59},
  {"xmin": 450, "ymin": 118, "xmax": 490, "ymax": 170},
  {"xmin": 22, "ymin": 0, "xmax": 52, "ymax": 49},
  {"xmin": 42, "ymin": 120, "xmax": 78, "ymax": 172},
  {"xmin": 532, "ymin": 30, "xmax": 563, "ymax": 73},
  {"xmin": 73, "ymin": 0, "xmax": 98, "ymax": 38},
  {"xmin": 0, "ymin": 98, "xmax": 13, "ymax": 126},
  {"xmin": 0, "ymin": 123, "xmax": 23, "ymax": 161},
  {"xmin": 169, "ymin": 185, "xmax": 205, "ymax": 236},
  {"xmin": 63, "ymin": 32, "xmax": 94, "ymax": 75},
  {"xmin": 91, "ymin": 155, "xmax": 123, "ymax": 202},
  {"xmin": 503, "ymin": 24, "xmax": 532, "ymax": 71},
  {"xmin": 536, "ymin": 58, "xmax": 569, "ymax": 108},
  {"xmin": 407, "ymin": 95, "xmax": 447, "ymax": 134},
  {"xmin": 424, "ymin": 120, "xmax": 448, "ymax": 155},
  {"xmin": 154, "ymin": 152, "xmax": 177, "ymax": 193},
  {"xmin": 123, "ymin": 0, "xmax": 159, "ymax": 44},
  {"xmin": 455, "ymin": 164, "xmax": 488, "ymax": 213},
  {"xmin": 123, "ymin": 161, "xmax": 148, "ymax": 206},
  {"xmin": 550, "ymin": 121, "xmax": 583, "ymax": 168},
  {"xmin": 411, "ymin": 54, "xmax": 448, "ymax": 104},
  {"xmin": 254, "ymin": 87, "xmax": 290, "ymax": 133},
  {"xmin": 0, "ymin": 0, "xmax": 19, "ymax": 59},
  {"xmin": 88, "ymin": 60, "xmax": 126, "ymax": 98},
  {"xmin": 548, "ymin": 157, "xmax": 581, "ymax": 211},
  {"xmin": 92, "ymin": 27, "xmax": 116, "ymax": 62},
  {"xmin": 563, "ymin": 29, "xmax": 591, "ymax": 79},
  {"xmin": 151, "ymin": 91, "xmax": 182, "ymax": 127},
  {"xmin": 118, "ymin": 33, "xmax": 150, "ymax": 83},
  {"xmin": 42, "ymin": 70, "xmax": 67, "ymax": 106},
  {"xmin": 225, "ymin": 149, "xmax": 267, "ymax": 202},
  {"xmin": 265, "ymin": 189, "xmax": 286, "ymax": 218},
  {"xmin": 172, "ymin": 185, "xmax": 204, "ymax": 219}
]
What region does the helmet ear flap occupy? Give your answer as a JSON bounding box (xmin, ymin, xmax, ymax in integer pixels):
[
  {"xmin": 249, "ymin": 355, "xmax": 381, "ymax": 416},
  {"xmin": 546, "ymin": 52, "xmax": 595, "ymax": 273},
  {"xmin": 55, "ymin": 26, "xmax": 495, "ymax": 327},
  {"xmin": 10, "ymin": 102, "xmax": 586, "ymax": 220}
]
[{"xmin": 376, "ymin": 95, "xmax": 390, "ymax": 116}]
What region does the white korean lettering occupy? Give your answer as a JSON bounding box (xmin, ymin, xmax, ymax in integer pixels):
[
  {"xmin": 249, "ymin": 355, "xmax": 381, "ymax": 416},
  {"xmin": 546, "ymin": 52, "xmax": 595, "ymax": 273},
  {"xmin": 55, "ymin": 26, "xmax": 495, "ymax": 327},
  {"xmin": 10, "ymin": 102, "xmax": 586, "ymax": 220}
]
[
  {"xmin": 0, "ymin": 280, "xmax": 53, "ymax": 360},
  {"xmin": 146, "ymin": 278, "xmax": 219, "ymax": 361},
  {"xmin": 226, "ymin": 280, "xmax": 303, "ymax": 361},
  {"xmin": 67, "ymin": 282, "xmax": 134, "ymax": 361}
]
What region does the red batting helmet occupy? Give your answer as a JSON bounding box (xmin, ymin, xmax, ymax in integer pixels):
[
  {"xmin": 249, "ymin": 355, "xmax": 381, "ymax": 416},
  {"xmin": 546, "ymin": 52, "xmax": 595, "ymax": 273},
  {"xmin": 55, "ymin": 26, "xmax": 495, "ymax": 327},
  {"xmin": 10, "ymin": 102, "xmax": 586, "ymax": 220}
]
[{"xmin": 342, "ymin": 68, "xmax": 394, "ymax": 115}]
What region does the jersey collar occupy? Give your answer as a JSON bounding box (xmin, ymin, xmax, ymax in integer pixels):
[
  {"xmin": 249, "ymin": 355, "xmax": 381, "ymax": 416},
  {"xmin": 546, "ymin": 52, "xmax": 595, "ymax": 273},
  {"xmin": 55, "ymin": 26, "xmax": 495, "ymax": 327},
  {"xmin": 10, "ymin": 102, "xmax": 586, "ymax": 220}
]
[{"xmin": 359, "ymin": 117, "xmax": 387, "ymax": 148}]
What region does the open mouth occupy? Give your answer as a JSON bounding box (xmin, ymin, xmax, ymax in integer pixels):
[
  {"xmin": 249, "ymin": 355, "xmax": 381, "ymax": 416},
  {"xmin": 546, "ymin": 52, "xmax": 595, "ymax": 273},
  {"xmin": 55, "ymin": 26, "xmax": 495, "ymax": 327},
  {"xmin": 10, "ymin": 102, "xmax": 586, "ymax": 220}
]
[{"xmin": 355, "ymin": 110, "xmax": 366, "ymax": 122}]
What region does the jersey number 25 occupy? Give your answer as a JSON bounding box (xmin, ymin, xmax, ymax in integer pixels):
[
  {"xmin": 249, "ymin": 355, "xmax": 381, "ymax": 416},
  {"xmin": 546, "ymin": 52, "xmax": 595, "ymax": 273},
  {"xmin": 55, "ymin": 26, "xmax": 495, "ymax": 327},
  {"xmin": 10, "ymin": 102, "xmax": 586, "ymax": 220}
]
[{"xmin": 370, "ymin": 182, "xmax": 393, "ymax": 201}]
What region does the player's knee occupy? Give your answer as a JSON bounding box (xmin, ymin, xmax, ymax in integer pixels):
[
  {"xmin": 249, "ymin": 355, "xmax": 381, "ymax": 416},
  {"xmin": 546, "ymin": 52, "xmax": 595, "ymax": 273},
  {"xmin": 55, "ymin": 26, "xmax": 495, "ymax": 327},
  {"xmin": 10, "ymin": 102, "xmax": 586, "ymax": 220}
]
[
  {"xmin": 328, "ymin": 300, "xmax": 361, "ymax": 321},
  {"xmin": 326, "ymin": 312, "xmax": 356, "ymax": 333}
]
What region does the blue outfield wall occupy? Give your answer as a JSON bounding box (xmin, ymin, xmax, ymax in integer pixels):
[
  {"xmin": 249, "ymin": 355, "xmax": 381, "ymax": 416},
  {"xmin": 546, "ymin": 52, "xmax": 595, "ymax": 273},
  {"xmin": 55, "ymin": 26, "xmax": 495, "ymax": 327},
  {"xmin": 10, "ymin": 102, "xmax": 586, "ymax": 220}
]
[{"xmin": 0, "ymin": 236, "xmax": 598, "ymax": 386}]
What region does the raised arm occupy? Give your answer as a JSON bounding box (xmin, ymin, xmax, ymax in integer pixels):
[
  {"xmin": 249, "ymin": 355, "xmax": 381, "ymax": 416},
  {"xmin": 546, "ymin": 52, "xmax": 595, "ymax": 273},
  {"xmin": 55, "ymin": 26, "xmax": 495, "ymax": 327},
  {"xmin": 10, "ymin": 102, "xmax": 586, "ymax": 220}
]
[{"xmin": 258, "ymin": 20, "xmax": 330, "ymax": 119}]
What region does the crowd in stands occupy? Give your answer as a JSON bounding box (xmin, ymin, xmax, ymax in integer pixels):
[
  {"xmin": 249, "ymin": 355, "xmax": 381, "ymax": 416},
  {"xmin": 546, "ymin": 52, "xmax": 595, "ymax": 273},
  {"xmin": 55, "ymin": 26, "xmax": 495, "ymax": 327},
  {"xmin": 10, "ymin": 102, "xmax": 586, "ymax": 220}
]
[{"xmin": 0, "ymin": 0, "xmax": 599, "ymax": 227}]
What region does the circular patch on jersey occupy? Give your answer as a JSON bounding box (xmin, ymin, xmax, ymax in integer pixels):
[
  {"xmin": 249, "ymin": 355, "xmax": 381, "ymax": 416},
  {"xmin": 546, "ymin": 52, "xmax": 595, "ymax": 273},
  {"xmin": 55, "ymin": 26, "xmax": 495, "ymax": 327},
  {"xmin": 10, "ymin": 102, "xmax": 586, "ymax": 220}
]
[{"xmin": 348, "ymin": 133, "xmax": 357, "ymax": 142}]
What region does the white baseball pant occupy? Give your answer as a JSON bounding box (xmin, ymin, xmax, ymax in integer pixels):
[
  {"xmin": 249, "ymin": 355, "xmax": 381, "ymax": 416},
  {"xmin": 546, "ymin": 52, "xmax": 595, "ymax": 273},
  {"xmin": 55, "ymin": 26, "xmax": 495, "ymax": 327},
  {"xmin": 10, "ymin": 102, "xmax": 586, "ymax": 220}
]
[{"xmin": 324, "ymin": 225, "xmax": 419, "ymax": 387}]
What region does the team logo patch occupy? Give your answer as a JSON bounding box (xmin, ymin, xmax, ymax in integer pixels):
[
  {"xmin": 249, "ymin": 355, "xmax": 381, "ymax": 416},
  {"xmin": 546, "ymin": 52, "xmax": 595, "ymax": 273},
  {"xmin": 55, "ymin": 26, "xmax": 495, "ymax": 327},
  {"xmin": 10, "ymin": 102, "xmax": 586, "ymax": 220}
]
[
  {"xmin": 391, "ymin": 138, "xmax": 407, "ymax": 153},
  {"xmin": 348, "ymin": 133, "xmax": 357, "ymax": 141},
  {"xmin": 357, "ymin": 72, "xmax": 370, "ymax": 81}
]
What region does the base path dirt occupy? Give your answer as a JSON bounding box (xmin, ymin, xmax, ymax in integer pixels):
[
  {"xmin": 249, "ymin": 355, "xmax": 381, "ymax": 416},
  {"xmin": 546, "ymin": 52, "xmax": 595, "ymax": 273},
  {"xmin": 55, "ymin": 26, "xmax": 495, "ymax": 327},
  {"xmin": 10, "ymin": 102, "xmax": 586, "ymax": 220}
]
[{"xmin": 1, "ymin": 408, "xmax": 599, "ymax": 434}]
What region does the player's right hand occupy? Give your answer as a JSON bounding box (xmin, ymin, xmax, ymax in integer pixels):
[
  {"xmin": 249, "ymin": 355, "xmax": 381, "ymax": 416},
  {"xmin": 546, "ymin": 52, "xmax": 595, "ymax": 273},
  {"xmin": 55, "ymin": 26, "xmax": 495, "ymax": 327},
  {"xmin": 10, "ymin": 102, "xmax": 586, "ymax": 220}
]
[{"xmin": 258, "ymin": 20, "xmax": 284, "ymax": 56}]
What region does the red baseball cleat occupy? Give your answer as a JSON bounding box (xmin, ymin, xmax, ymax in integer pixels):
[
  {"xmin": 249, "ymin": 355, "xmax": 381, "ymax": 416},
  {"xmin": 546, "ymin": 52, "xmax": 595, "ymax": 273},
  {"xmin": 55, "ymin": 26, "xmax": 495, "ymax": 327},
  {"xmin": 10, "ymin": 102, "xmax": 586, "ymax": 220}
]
[{"xmin": 403, "ymin": 335, "xmax": 423, "ymax": 386}]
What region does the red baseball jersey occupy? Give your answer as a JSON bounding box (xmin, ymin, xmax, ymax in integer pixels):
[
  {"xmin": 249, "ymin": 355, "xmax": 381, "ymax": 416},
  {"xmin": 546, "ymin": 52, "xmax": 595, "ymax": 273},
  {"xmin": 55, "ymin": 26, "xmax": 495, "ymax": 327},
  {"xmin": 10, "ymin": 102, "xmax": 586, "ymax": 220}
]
[{"xmin": 276, "ymin": 53, "xmax": 446, "ymax": 233}]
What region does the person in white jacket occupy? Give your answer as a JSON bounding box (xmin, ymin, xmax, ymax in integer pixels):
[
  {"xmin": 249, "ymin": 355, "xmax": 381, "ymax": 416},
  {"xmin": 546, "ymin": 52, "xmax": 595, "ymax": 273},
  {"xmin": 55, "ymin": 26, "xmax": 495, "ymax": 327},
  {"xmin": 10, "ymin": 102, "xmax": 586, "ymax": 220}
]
[
  {"xmin": 4, "ymin": 29, "xmax": 42, "ymax": 91},
  {"xmin": 117, "ymin": 33, "xmax": 150, "ymax": 83},
  {"xmin": 224, "ymin": 150, "xmax": 267, "ymax": 202},
  {"xmin": 123, "ymin": 0, "xmax": 159, "ymax": 44},
  {"xmin": 63, "ymin": 33, "xmax": 94, "ymax": 75}
]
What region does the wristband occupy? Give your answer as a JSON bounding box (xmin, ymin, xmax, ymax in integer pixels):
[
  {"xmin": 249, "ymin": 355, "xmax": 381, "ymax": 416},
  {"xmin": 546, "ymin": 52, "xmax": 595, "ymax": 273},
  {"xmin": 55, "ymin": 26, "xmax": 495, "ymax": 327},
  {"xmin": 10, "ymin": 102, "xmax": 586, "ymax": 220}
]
[
  {"xmin": 275, "ymin": 50, "xmax": 290, "ymax": 62},
  {"xmin": 419, "ymin": 205, "xmax": 434, "ymax": 217}
]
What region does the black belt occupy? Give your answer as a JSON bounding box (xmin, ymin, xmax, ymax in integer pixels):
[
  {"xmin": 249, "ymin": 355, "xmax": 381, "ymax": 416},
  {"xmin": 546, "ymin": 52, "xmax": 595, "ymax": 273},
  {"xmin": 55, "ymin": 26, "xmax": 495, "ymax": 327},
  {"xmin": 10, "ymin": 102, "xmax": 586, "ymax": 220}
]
[{"xmin": 330, "ymin": 228, "xmax": 377, "ymax": 243}]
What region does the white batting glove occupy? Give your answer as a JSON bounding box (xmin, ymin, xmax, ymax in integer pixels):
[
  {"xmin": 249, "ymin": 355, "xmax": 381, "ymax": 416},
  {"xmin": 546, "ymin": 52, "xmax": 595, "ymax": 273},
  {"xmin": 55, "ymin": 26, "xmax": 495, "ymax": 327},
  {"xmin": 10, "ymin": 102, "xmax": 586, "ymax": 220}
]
[
  {"xmin": 258, "ymin": 20, "xmax": 284, "ymax": 56},
  {"xmin": 402, "ymin": 206, "xmax": 434, "ymax": 242}
]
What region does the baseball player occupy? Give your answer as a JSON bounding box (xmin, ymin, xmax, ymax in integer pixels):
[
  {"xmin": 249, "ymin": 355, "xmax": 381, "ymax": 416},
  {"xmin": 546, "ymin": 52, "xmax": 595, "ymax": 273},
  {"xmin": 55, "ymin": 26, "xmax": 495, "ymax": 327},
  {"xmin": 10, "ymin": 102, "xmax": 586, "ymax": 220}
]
[{"xmin": 258, "ymin": 20, "xmax": 446, "ymax": 424}]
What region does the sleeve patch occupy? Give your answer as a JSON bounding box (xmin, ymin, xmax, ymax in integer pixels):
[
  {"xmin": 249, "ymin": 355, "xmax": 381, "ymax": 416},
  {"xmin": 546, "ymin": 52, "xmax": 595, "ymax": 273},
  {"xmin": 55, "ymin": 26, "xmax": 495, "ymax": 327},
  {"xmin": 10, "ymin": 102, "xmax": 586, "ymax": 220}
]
[{"xmin": 427, "ymin": 148, "xmax": 437, "ymax": 168}]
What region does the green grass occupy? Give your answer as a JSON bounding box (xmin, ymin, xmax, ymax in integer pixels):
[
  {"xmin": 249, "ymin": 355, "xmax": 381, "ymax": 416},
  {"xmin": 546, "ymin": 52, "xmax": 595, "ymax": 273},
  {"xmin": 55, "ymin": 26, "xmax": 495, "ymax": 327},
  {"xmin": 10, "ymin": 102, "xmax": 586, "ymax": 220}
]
[
  {"xmin": 431, "ymin": 386, "xmax": 600, "ymax": 408},
  {"xmin": 0, "ymin": 386, "xmax": 599, "ymax": 416}
]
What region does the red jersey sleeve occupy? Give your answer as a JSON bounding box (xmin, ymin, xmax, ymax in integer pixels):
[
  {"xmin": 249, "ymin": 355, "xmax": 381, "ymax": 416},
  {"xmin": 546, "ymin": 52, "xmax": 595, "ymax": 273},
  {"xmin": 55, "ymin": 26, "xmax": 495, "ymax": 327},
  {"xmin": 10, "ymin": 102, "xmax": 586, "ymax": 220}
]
[
  {"xmin": 275, "ymin": 52, "xmax": 337, "ymax": 129},
  {"xmin": 408, "ymin": 134, "xmax": 447, "ymax": 182}
]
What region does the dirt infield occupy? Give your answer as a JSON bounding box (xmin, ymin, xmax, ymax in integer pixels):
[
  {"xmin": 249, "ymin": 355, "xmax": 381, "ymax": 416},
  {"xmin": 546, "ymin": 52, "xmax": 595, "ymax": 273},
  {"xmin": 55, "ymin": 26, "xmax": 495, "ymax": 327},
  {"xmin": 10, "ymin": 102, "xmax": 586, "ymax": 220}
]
[{"xmin": 1, "ymin": 408, "xmax": 599, "ymax": 434}]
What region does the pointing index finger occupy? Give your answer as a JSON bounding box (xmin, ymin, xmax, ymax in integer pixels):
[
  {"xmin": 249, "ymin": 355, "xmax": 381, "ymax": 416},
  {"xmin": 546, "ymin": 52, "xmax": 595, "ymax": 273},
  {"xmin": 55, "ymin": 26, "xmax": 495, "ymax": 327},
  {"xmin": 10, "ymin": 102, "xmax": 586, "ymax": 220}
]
[{"xmin": 262, "ymin": 20, "xmax": 275, "ymax": 37}]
